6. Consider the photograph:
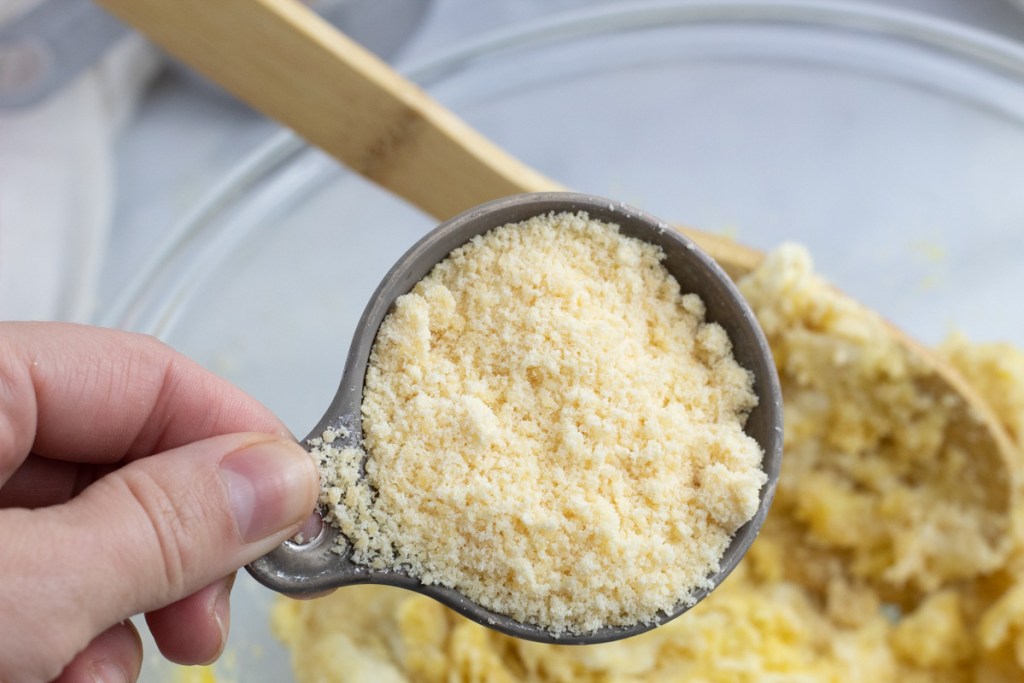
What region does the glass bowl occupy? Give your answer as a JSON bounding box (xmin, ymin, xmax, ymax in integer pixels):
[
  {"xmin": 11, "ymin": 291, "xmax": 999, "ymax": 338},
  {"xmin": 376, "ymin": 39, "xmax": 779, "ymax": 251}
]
[{"xmin": 99, "ymin": 1, "xmax": 1024, "ymax": 680}]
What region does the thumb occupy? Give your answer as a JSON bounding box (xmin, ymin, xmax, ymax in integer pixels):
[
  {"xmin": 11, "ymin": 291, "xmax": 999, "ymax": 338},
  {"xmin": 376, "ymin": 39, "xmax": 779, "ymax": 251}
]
[{"xmin": 42, "ymin": 433, "xmax": 317, "ymax": 645}]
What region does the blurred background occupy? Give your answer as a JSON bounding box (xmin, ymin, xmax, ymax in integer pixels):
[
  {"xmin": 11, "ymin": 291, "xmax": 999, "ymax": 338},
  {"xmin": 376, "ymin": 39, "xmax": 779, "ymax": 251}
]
[{"xmin": 2, "ymin": 0, "xmax": 1024, "ymax": 324}]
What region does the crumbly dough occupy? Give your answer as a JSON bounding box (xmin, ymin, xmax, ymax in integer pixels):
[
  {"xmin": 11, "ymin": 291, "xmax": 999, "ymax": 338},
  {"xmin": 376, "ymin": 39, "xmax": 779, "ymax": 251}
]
[
  {"xmin": 312, "ymin": 211, "xmax": 766, "ymax": 635},
  {"xmin": 276, "ymin": 243, "xmax": 1024, "ymax": 683},
  {"xmin": 740, "ymin": 245, "xmax": 1011, "ymax": 594}
]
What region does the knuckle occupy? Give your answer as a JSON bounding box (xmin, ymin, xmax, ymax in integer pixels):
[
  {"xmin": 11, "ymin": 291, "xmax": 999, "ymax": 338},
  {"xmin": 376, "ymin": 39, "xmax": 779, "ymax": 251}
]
[{"xmin": 116, "ymin": 469, "xmax": 208, "ymax": 600}]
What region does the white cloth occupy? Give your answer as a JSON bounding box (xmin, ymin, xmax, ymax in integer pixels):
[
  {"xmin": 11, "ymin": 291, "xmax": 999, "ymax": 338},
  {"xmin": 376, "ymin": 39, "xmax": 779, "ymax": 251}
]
[{"xmin": 0, "ymin": 3, "xmax": 159, "ymax": 322}]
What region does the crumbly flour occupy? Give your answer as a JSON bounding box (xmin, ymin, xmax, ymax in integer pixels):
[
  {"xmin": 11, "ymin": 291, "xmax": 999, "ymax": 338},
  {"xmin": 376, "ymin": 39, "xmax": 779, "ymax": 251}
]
[{"xmin": 311, "ymin": 211, "xmax": 765, "ymax": 634}]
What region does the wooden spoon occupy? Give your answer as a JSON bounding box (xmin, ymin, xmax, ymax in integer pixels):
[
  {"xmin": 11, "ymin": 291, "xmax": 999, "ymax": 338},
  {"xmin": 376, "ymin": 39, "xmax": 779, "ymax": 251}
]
[{"xmin": 97, "ymin": 0, "xmax": 1016, "ymax": 569}]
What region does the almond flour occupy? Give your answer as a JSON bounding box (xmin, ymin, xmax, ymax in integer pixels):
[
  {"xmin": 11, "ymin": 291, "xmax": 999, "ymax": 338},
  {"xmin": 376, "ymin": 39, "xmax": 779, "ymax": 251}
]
[
  {"xmin": 279, "ymin": 243, "xmax": 1024, "ymax": 682},
  {"xmin": 311, "ymin": 211, "xmax": 765, "ymax": 634}
]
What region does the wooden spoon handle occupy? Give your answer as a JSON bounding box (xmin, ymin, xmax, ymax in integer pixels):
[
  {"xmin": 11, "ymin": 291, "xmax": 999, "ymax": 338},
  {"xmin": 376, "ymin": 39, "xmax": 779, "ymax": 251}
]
[
  {"xmin": 97, "ymin": 0, "xmax": 553, "ymax": 215},
  {"xmin": 95, "ymin": 0, "xmax": 763, "ymax": 276}
]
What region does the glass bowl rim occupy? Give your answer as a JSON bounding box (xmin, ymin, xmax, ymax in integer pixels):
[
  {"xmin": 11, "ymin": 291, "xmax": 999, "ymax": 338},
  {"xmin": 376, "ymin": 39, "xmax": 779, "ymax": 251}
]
[{"xmin": 98, "ymin": 0, "xmax": 1024, "ymax": 332}]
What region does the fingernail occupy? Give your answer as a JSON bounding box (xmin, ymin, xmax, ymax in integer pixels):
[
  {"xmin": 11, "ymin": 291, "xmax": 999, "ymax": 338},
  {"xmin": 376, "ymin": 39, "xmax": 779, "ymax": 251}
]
[
  {"xmin": 219, "ymin": 440, "xmax": 317, "ymax": 543},
  {"xmin": 90, "ymin": 660, "xmax": 128, "ymax": 683}
]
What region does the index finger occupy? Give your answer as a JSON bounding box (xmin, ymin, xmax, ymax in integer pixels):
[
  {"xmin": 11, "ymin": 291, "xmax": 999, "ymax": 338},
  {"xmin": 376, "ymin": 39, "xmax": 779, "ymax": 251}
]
[{"xmin": 0, "ymin": 322, "xmax": 289, "ymax": 481}]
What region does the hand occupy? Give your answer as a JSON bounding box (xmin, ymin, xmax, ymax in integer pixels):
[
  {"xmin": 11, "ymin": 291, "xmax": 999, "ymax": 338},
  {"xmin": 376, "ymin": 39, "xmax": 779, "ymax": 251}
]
[{"xmin": 0, "ymin": 322, "xmax": 320, "ymax": 683}]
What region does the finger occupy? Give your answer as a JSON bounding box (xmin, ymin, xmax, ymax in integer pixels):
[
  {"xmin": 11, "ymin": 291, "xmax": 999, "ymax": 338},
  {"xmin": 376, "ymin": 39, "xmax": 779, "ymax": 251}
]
[
  {"xmin": 0, "ymin": 455, "xmax": 102, "ymax": 509},
  {"xmin": 0, "ymin": 433, "xmax": 317, "ymax": 681},
  {"xmin": 0, "ymin": 322, "xmax": 289, "ymax": 484},
  {"xmin": 52, "ymin": 620, "xmax": 142, "ymax": 683},
  {"xmin": 64, "ymin": 432, "xmax": 317, "ymax": 625},
  {"xmin": 146, "ymin": 575, "xmax": 235, "ymax": 665},
  {"xmin": 0, "ymin": 456, "xmax": 80, "ymax": 508}
]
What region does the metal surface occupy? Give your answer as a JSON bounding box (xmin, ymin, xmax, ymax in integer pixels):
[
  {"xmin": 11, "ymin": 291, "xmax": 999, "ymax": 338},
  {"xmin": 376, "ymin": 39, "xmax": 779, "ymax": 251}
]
[{"xmin": 247, "ymin": 192, "xmax": 784, "ymax": 645}]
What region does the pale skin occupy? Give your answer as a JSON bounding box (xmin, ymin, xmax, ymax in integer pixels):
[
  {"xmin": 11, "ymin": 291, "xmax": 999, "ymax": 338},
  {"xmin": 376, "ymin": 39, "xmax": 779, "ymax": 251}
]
[{"xmin": 0, "ymin": 322, "xmax": 321, "ymax": 683}]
